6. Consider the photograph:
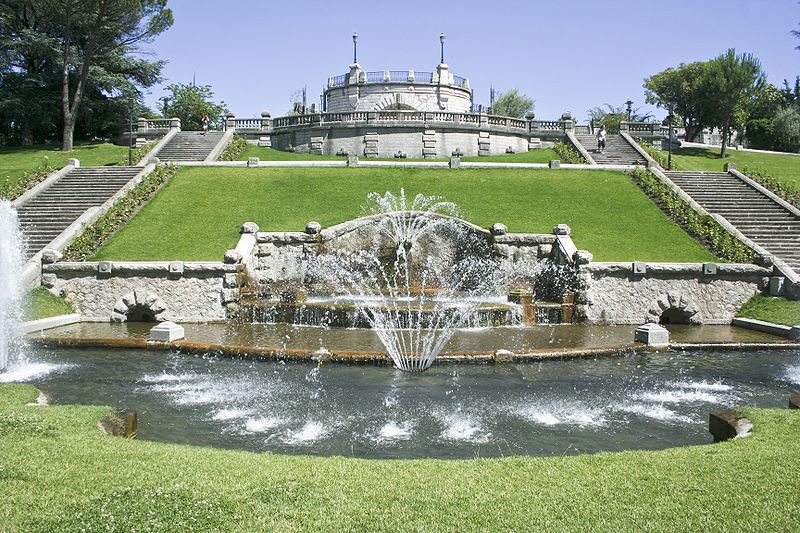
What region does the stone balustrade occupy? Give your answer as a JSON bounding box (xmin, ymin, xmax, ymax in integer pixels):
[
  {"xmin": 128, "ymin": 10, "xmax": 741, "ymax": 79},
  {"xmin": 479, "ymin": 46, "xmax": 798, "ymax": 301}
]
[
  {"xmin": 620, "ymin": 121, "xmax": 667, "ymax": 138},
  {"xmin": 135, "ymin": 117, "xmax": 180, "ymax": 133},
  {"xmin": 326, "ymin": 70, "xmax": 468, "ymax": 89},
  {"xmin": 264, "ymin": 111, "xmax": 532, "ymax": 132}
]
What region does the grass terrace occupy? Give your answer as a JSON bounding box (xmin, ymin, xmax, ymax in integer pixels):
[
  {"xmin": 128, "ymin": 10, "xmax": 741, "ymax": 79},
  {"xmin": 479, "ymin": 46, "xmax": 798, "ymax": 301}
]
[
  {"xmin": 737, "ymin": 294, "xmax": 800, "ymax": 326},
  {"xmin": 24, "ymin": 287, "xmax": 74, "ymax": 322},
  {"xmin": 0, "ymin": 142, "xmax": 129, "ymax": 189},
  {"xmin": 91, "ymin": 167, "xmax": 717, "ymax": 262},
  {"xmin": 0, "ymin": 384, "xmax": 798, "ymax": 531},
  {"xmin": 671, "ymin": 146, "xmax": 800, "ymax": 188}
]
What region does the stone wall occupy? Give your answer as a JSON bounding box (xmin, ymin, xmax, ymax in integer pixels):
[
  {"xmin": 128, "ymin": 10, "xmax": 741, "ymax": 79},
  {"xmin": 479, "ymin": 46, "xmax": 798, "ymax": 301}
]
[
  {"xmin": 582, "ymin": 262, "xmax": 770, "ymax": 324},
  {"xmin": 270, "ymin": 124, "xmax": 533, "ymax": 158},
  {"xmin": 42, "ymin": 262, "xmax": 239, "ymax": 322}
]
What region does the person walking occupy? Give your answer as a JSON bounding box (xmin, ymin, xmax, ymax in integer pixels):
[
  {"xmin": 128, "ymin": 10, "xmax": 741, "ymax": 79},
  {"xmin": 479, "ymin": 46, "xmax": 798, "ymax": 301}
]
[
  {"xmin": 596, "ymin": 125, "xmax": 606, "ymax": 155},
  {"xmin": 201, "ymin": 113, "xmax": 209, "ymax": 136}
]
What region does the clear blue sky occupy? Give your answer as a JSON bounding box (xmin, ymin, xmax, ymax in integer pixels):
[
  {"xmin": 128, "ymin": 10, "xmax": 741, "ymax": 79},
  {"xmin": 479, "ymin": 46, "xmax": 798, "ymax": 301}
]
[{"xmin": 141, "ymin": 0, "xmax": 800, "ymax": 121}]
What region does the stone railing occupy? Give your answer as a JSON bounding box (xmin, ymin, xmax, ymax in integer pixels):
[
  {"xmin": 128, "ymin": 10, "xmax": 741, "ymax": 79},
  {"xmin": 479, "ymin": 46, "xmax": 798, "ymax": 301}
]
[
  {"xmin": 620, "ymin": 121, "xmax": 667, "ymax": 136},
  {"xmin": 268, "ymin": 111, "xmax": 529, "ymax": 132},
  {"xmin": 134, "ymin": 118, "xmax": 180, "ymax": 133},
  {"xmin": 529, "ymin": 120, "xmax": 572, "ymax": 134},
  {"xmin": 327, "ymin": 69, "xmax": 467, "ymax": 89}
]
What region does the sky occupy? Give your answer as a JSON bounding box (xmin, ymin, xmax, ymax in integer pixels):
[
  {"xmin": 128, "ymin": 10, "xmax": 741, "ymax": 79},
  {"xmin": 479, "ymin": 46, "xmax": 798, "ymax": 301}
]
[{"xmin": 139, "ymin": 0, "xmax": 800, "ymax": 121}]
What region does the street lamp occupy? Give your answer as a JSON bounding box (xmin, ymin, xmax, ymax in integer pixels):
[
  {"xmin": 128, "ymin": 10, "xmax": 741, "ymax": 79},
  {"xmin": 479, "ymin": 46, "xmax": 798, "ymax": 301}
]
[
  {"xmin": 667, "ymin": 104, "xmax": 675, "ymax": 171},
  {"xmin": 625, "ymin": 99, "xmax": 633, "ymax": 121},
  {"xmin": 128, "ymin": 97, "xmax": 134, "ymax": 166},
  {"xmin": 439, "ymin": 33, "xmax": 445, "ymax": 64},
  {"xmin": 352, "ymin": 32, "xmax": 358, "ymax": 64}
]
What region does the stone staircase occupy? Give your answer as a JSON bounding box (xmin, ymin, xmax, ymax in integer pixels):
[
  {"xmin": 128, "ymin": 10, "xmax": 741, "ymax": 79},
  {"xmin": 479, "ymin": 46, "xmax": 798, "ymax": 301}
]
[
  {"xmin": 665, "ymin": 170, "xmax": 800, "ymax": 273},
  {"xmin": 154, "ymin": 131, "xmax": 225, "ymax": 161},
  {"xmin": 17, "ymin": 166, "xmax": 142, "ymax": 260},
  {"xmin": 574, "ymin": 133, "xmax": 647, "ymax": 165}
]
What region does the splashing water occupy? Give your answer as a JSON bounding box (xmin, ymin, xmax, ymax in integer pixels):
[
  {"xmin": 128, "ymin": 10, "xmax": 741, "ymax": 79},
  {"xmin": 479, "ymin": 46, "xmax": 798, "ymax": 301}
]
[
  {"xmin": 365, "ymin": 189, "xmax": 459, "ymax": 248},
  {"xmin": 0, "ymin": 201, "xmax": 26, "ymax": 372}
]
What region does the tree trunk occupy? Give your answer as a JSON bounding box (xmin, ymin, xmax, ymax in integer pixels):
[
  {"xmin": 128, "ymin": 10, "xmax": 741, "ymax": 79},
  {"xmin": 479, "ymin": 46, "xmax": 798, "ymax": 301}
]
[
  {"xmin": 62, "ymin": 115, "xmax": 75, "ymax": 152},
  {"xmin": 720, "ymin": 122, "xmax": 729, "ymax": 159}
]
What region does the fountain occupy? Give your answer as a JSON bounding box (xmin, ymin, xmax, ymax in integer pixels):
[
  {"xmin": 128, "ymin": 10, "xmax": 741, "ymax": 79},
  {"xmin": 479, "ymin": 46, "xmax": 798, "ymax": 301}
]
[
  {"xmin": 308, "ymin": 190, "xmax": 512, "ymax": 371},
  {"xmin": 0, "ymin": 200, "xmax": 26, "ymax": 371}
]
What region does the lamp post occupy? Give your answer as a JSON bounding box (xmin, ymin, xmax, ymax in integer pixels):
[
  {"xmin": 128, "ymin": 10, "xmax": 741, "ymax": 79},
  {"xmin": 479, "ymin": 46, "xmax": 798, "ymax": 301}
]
[
  {"xmin": 128, "ymin": 97, "xmax": 134, "ymax": 166},
  {"xmin": 667, "ymin": 104, "xmax": 675, "ymax": 171},
  {"xmin": 352, "ymin": 32, "xmax": 358, "ymax": 64},
  {"xmin": 440, "ymin": 33, "xmax": 445, "ymax": 64},
  {"xmin": 625, "ymin": 99, "xmax": 633, "ymax": 121}
]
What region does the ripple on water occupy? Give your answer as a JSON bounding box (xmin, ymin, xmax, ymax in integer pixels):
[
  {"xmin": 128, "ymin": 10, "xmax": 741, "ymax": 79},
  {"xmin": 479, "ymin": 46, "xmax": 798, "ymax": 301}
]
[
  {"xmin": 244, "ymin": 416, "xmax": 285, "ymax": 433},
  {"xmin": 282, "ymin": 421, "xmax": 329, "ymax": 445},
  {"xmin": 785, "ymin": 363, "xmax": 800, "ymax": 385},
  {"xmin": 374, "ymin": 420, "xmax": 414, "ymax": 444},
  {"xmin": 514, "ymin": 402, "xmax": 608, "ymax": 428},
  {"xmin": 438, "ymin": 413, "xmax": 491, "ymax": 443},
  {"xmin": 0, "ymin": 362, "xmax": 69, "ymax": 383},
  {"xmin": 617, "ymin": 403, "xmax": 692, "ymax": 424}
]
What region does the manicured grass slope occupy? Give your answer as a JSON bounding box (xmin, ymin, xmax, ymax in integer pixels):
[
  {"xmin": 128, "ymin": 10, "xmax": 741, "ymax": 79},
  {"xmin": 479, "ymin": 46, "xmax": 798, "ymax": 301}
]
[
  {"xmin": 24, "ymin": 287, "xmax": 74, "ymax": 321},
  {"xmin": 672, "ymin": 146, "xmax": 800, "ymax": 188},
  {"xmin": 462, "ymin": 147, "xmax": 558, "ymax": 163},
  {"xmin": 737, "ymin": 294, "xmax": 800, "ymax": 326},
  {"xmin": 240, "ymin": 145, "xmax": 344, "ymax": 161},
  {"xmin": 92, "ymin": 167, "xmax": 717, "ymax": 262},
  {"xmin": 0, "ymin": 143, "xmax": 129, "ymax": 187},
  {"xmin": 0, "ymin": 384, "xmax": 798, "ymax": 531}
]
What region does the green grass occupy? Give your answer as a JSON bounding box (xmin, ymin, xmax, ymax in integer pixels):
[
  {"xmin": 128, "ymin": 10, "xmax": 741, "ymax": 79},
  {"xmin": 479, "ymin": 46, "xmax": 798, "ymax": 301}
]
[
  {"xmin": 23, "ymin": 287, "xmax": 74, "ymax": 322},
  {"xmin": 1, "ymin": 383, "xmax": 798, "ymax": 531},
  {"xmin": 90, "ymin": 167, "xmax": 717, "ymax": 263},
  {"xmin": 240, "ymin": 145, "xmax": 345, "ymax": 161},
  {"xmin": 0, "ymin": 142, "xmax": 129, "ymax": 188},
  {"xmin": 671, "ymin": 146, "xmax": 800, "ymax": 189},
  {"xmin": 462, "ymin": 148, "xmax": 559, "ymax": 163},
  {"xmin": 736, "ymin": 294, "xmax": 800, "ymax": 326}
]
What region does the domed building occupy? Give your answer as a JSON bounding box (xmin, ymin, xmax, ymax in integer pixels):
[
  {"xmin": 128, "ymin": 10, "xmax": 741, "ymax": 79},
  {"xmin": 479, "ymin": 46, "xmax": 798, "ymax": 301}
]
[{"xmin": 247, "ymin": 35, "xmax": 543, "ymax": 158}]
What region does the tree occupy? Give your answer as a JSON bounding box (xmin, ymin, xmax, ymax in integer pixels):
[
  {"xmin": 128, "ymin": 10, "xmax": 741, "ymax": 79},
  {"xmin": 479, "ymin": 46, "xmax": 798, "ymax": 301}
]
[
  {"xmin": 490, "ymin": 89, "xmax": 534, "ymax": 118},
  {"xmin": 644, "ymin": 62, "xmax": 709, "ymax": 142},
  {"xmin": 587, "ymin": 104, "xmax": 653, "ymax": 134},
  {"xmin": 163, "ymin": 83, "xmax": 227, "ymax": 131},
  {"xmin": 44, "ymin": 0, "xmax": 173, "ymax": 151},
  {"xmin": 773, "ymin": 106, "xmax": 800, "ymax": 152},
  {"xmin": 698, "ymin": 49, "xmax": 764, "ymax": 158}
]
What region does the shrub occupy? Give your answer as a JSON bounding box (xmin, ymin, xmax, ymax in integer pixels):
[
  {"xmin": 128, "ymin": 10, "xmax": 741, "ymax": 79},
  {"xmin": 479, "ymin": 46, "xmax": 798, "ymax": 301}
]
[
  {"xmin": 217, "ymin": 135, "xmax": 247, "ymax": 161},
  {"xmin": 62, "ymin": 164, "xmax": 177, "ymax": 261},
  {"xmin": 630, "ymin": 167, "xmax": 755, "ymax": 262},
  {"xmin": 0, "ymin": 157, "xmax": 55, "ymax": 200},
  {"xmin": 740, "ymin": 166, "xmax": 800, "ymax": 209},
  {"xmin": 552, "ymin": 141, "xmax": 586, "ymax": 164}
]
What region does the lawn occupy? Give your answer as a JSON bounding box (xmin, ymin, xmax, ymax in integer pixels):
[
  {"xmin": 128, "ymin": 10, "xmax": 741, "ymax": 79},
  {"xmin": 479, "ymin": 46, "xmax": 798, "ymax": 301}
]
[
  {"xmin": 462, "ymin": 147, "xmax": 558, "ymax": 163},
  {"xmin": 737, "ymin": 294, "xmax": 800, "ymax": 326},
  {"xmin": 671, "ymin": 146, "xmax": 800, "ymax": 188},
  {"xmin": 91, "ymin": 167, "xmax": 717, "ymax": 262},
  {"xmin": 0, "ymin": 383, "xmax": 798, "ymax": 531},
  {"xmin": 240, "ymin": 145, "xmax": 345, "ymax": 161},
  {"xmin": 24, "ymin": 287, "xmax": 74, "ymax": 322},
  {"xmin": 0, "ymin": 142, "xmax": 129, "ymax": 188}
]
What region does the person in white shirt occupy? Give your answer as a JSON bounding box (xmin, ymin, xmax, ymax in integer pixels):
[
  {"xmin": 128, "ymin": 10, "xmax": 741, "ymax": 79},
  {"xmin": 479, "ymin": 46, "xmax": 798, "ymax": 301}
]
[{"xmin": 596, "ymin": 125, "xmax": 607, "ymax": 155}]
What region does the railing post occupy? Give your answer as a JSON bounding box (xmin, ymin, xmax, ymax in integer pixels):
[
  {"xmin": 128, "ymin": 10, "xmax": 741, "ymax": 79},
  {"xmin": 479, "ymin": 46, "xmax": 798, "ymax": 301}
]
[
  {"xmin": 225, "ymin": 112, "xmax": 236, "ymax": 130},
  {"xmin": 169, "ymin": 117, "xmax": 181, "ymax": 130},
  {"xmin": 138, "ymin": 117, "xmax": 148, "ymax": 133},
  {"xmin": 619, "ymin": 121, "xmax": 630, "ymax": 133},
  {"xmin": 261, "ymin": 111, "xmax": 272, "ymax": 131}
]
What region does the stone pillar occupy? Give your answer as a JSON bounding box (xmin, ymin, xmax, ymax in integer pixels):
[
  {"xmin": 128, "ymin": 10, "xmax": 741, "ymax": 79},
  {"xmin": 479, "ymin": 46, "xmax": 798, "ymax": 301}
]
[
  {"xmin": 261, "ymin": 111, "xmax": 272, "ymax": 131},
  {"xmin": 225, "ymin": 113, "xmax": 236, "ymax": 130},
  {"xmin": 137, "ymin": 117, "xmax": 148, "ymax": 132},
  {"xmin": 169, "ymin": 117, "xmax": 181, "ymax": 129},
  {"xmin": 619, "ymin": 121, "xmax": 630, "ymax": 132}
]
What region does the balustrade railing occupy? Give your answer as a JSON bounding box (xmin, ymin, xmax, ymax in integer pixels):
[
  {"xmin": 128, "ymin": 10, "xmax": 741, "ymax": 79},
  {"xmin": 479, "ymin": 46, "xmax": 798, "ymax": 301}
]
[
  {"xmin": 620, "ymin": 121, "xmax": 663, "ymax": 135},
  {"xmin": 266, "ymin": 111, "xmax": 528, "ymax": 130},
  {"xmin": 325, "ymin": 70, "xmax": 466, "ymax": 88},
  {"xmin": 234, "ymin": 118, "xmax": 262, "ymax": 130}
]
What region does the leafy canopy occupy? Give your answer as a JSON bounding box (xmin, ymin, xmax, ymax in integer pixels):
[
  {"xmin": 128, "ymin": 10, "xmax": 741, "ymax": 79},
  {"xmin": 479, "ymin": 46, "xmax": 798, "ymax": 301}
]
[
  {"xmin": 164, "ymin": 83, "xmax": 227, "ymax": 131},
  {"xmin": 491, "ymin": 89, "xmax": 534, "ymax": 118}
]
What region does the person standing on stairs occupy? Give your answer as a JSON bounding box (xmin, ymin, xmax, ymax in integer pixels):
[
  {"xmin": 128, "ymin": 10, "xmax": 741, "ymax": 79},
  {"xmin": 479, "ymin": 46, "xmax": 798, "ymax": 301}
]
[
  {"xmin": 202, "ymin": 113, "xmax": 209, "ymax": 136},
  {"xmin": 596, "ymin": 125, "xmax": 606, "ymax": 155}
]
